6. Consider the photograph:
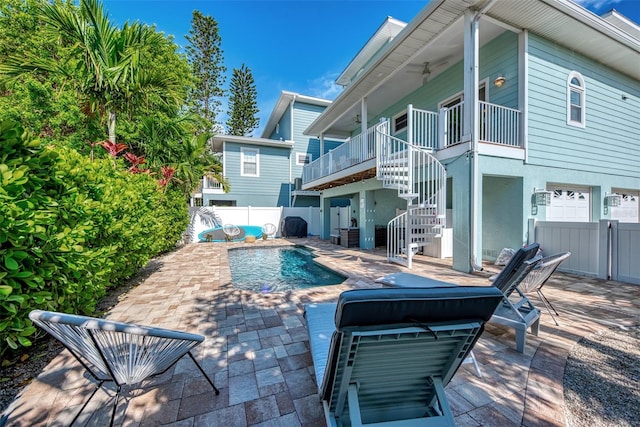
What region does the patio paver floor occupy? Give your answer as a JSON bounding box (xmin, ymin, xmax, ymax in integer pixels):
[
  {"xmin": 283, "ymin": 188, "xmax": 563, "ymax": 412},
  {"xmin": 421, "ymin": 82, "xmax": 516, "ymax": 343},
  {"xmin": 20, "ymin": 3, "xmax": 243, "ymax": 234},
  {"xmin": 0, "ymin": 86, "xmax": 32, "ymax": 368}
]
[{"xmin": 2, "ymin": 238, "xmax": 639, "ymax": 426}]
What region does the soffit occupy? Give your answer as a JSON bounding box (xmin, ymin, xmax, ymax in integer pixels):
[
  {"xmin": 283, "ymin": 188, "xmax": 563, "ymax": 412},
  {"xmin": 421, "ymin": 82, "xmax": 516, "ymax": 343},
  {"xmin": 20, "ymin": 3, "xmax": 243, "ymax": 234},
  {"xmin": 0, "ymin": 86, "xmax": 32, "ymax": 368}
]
[
  {"xmin": 486, "ymin": 0, "xmax": 640, "ymax": 79},
  {"xmin": 305, "ymin": 0, "xmax": 640, "ymax": 139},
  {"xmin": 306, "ymin": 0, "xmax": 472, "ymax": 137}
]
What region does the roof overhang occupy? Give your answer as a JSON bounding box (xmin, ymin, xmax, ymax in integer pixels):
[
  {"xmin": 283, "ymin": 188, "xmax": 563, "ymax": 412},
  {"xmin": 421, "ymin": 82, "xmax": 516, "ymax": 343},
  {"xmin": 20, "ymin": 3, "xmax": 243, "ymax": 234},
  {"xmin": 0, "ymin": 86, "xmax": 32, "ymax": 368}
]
[
  {"xmin": 260, "ymin": 91, "xmax": 332, "ymax": 139},
  {"xmin": 336, "ymin": 16, "xmax": 407, "ymax": 87},
  {"xmin": 211, "ymin": 134, "xmax": 294, "ymax": 152},
  {"xmin": 305, "ymin": 0, "xmax": 640, "ymax": 138}
]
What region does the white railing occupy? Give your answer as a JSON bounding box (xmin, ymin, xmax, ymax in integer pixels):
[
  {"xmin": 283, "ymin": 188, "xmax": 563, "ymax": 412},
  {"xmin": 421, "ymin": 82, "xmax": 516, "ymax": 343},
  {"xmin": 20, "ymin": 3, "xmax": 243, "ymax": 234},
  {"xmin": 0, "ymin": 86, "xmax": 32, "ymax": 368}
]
[
  {"xmin": 442, "ymin": 102, "xmax": 464, "ymax": 147},
  {"xmin": 479, "ymin": 101, "xmax": 521, "ymax": 147},
  {"xmin": 303, "ymin": 101, "xmax": 521, "ymax": 184},
  {"xmin": 409, "ymin": 105, "xmax": 438, "ymax": 149},
  {"xmin": 377, "ymin": 122, "xmax": 447, "ymax": 268},
  {"xmin": 440, "ymin": 101, "xmax": 521, "ymax": 148},
  {"xmin": 303, "ymin": 124, "xmax": 378, "ymax": 184},
  {"xmin": 202, "ymin": 177, "xmax": 224, "ymax": 193}
]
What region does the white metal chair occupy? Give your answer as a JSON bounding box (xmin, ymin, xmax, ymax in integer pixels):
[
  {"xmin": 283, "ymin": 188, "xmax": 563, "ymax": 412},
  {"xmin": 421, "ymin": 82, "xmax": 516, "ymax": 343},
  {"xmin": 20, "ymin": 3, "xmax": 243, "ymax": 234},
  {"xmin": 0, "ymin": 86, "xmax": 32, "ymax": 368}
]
[
  {"xmin": 28, "ymin": 310, "xmax": 219, "ymax": 426},
  {"xmin": 261, "ymin": 222, "xmax": 277, "ymax": 239},
  {"xmin": 518, "ymin": 252, "xmax": 571, "ymax": 326},
  {"xmin": 222, "ymin": 223, "xmax": 240, "ymax": 241}
]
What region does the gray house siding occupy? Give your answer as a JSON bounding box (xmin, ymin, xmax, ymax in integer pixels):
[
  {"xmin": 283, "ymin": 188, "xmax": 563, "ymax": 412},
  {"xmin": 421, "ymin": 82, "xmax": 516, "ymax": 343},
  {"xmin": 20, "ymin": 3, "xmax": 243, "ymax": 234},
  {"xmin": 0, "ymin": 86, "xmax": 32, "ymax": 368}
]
[{"xmin": 527, "ymin": 33, "xmax": 640, "ymax": 179}]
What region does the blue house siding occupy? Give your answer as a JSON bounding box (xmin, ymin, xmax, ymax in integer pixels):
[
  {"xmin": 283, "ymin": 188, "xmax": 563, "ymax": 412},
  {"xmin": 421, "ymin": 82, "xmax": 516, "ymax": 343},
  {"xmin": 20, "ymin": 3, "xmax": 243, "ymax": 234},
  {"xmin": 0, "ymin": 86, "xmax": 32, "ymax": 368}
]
[
  {"xmin": 365, "ymin": 31, "xmax": 520, "ymax": 131},
  {"xmin": 269, "ymin": 104, "xmax": 292, "ymax": 141},
  {"xmin": 527, "ymin": 33, "xmax": 640, "ymax": 179},
  {"xmin": 206, "ymin": 141, "xmax": 291, "ymax": 207}
]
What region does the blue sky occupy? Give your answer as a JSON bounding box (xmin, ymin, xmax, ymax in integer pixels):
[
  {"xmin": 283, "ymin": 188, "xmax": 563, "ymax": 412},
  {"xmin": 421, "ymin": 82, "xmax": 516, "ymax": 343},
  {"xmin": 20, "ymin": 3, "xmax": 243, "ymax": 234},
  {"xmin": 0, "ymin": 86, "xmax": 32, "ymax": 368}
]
[{"xmin": 102, "ymin": 0, "xmax": 640, "ymax": 135}]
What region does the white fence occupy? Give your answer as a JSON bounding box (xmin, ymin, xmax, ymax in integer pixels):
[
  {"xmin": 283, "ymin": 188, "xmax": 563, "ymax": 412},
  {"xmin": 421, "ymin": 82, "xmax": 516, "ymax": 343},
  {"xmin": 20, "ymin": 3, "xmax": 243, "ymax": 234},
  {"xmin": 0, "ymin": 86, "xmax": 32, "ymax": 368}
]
[
  {"xmin": 188, "ymin": 206, "xmax": 321, "ymax": 243},
  {"xmin": 528, "ymin": 219, "xmax": 640, "ymax": 285}
]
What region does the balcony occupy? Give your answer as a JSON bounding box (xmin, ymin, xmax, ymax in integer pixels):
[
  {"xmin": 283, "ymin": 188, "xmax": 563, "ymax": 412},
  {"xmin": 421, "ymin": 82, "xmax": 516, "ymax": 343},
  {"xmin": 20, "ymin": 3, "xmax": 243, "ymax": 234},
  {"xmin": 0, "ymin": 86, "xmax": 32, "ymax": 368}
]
[
  {"xmin": 202, "ymin": 177, "xmax": 225, "ymax": 194},
  {"xmin": 303, "ymin": 102, "xmax": 522, "ymax": 188}
]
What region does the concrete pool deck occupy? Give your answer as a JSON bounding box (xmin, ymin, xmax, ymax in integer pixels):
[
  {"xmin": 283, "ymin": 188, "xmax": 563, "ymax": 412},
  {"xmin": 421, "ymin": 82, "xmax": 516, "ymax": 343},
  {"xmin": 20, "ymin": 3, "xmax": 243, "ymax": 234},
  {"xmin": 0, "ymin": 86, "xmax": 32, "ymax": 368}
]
[{"xmin": 2, "ymin": 238, "xmax": 639, "ymax": 426}]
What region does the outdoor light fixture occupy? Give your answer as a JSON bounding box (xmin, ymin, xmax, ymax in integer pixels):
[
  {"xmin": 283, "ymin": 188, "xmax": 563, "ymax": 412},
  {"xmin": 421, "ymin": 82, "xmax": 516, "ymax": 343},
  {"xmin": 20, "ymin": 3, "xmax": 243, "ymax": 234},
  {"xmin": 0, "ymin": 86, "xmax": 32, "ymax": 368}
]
[
  {"xmin": 604, "ymin": 192, "xmax": 622, "ymax": 207},
  {"xmin": 494, "ymin": 75, "xmax": 506, "ymax": 88},
  {"xmin": 354, "ymin": 114, "xmax": 362, "ymax": 124},
  {"xmin": 533, "ymin": 188, "xmax": 552, "ymax": 206}
]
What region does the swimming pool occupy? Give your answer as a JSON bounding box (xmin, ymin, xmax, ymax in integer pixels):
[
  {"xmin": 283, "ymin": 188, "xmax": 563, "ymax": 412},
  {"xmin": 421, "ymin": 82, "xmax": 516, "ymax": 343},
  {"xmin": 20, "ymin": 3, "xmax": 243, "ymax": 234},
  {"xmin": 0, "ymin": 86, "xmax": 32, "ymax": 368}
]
[
  {"xmin": 198, "ymin": 225, "xmax": 263, "ymax": 242},
  {"xmin": 228, "ymin": 246, "xmax": 345, "ymax": 292}
]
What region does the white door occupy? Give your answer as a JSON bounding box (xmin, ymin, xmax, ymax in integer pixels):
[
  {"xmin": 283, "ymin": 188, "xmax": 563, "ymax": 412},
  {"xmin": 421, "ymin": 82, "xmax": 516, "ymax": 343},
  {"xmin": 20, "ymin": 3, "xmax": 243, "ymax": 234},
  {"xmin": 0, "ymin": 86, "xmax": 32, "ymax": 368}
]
[
  {"xmin": 610, "ymin": 191, "xmax": 639, "ymax": 223},
  {"xmin": 546, "ymin": 186, "xmax": 590, "ymax": 222}
]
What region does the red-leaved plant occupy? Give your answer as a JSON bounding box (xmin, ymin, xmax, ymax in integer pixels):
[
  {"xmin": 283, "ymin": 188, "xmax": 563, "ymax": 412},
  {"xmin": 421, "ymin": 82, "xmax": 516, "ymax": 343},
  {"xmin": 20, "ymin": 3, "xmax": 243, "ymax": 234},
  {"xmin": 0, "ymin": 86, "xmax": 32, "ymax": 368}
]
[
  {"xmin": 123, "ymin": 152, "xmax": 149, "ymax": 174},
  {"xmin": 100, "ymin": 140, "xmax": 128, "ymax": 157},
  {"xmin": 158, "ymin": 166, "xmax": 175, "ymax": 188}
]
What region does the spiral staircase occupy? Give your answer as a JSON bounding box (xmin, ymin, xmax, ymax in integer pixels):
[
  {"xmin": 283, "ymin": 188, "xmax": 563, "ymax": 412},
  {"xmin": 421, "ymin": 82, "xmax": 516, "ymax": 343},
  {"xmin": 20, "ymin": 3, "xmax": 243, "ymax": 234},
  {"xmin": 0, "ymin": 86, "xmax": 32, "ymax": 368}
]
[{"xmin": 375, "ymin": 121, "xmax": 447, "ymax": 269}]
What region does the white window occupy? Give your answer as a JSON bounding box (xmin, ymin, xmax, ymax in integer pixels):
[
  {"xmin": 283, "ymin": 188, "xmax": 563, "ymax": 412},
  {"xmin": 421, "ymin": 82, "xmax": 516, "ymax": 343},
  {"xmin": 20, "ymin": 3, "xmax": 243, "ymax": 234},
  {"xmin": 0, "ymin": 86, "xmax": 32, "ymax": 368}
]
[
  {"xmin": 567, "ymin": 71, "xmax": 586, "ymax": 127},
  {"xmin": 241, "ymin": 147, "xmax": 259, "ymax": 177},
  {"xmin": 392, "ymin": 111, "xmax": 408, "ymax": 134},
  {"xmin": 296, "ymin": 152, "xmax": 312, "ymax": 166}
]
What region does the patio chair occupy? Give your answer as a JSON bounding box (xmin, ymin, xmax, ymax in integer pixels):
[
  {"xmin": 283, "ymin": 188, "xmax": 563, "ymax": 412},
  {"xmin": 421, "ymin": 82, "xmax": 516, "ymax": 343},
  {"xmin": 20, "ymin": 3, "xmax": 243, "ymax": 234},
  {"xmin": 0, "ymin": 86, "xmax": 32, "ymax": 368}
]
[
  {"xmin": 518, "ymin": 251, "xmax": 571, "ymax": 326},
  {"xmin": 376, "ymin": 243, "xmax": 543, "ymax": 353},
  {"xmin": 261, "ymin": 222, "xmax": 277, "ymax": 239},
  {"xmin": 305, "ymin": 286, "xmax": 503, "ymax": 426},
  {"xmin": 28, "ymin": 310, "xmax": 219, "ymax": 427},
  {"xmin": 488, "ymin": 243, "xmax": 543, "ymax": 352},
  {"xmin": 222, "ymin": 223, "xmax": 240, "ymax": 241}
]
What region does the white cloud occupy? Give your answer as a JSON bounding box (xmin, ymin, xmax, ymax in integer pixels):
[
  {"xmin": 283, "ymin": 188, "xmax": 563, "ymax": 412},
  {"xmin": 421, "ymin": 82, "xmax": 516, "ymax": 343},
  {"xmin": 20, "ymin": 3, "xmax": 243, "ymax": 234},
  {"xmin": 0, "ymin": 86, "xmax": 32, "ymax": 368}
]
[
  {"xmin": 307, "ymin": 73, "xmax": 343, "ymax": 101},
  {"xmin": 572, "ymin": 0, "xmax": 622, "ymax": 9}
]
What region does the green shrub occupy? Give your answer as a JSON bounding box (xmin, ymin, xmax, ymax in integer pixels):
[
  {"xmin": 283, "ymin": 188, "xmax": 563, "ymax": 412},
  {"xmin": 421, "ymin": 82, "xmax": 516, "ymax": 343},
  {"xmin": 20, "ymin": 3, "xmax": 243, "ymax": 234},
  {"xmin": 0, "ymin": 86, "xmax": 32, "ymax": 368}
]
[{"xmin": 0, "ymin": 120, "xmax": 188, "ymax": 355}]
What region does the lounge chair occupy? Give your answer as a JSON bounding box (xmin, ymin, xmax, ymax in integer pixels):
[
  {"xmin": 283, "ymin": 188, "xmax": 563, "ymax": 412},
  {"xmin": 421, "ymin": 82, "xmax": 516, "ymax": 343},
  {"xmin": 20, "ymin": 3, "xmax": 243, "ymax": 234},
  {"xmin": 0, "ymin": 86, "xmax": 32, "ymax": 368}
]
[
  {"xmin": 518, "ymin": 251, "xmax": 571, "ymax": 326},
  {"xmin": 305, "ymin": 286, "xmax": 503, "ymax": 426},
  {"xmin": 376, "ymin": 243, "xmax": 543, "ymax": 353},
  {"xmin": 28, "ymin": 310, "xmax": 219, "ymax": 427},
  {"xmin": 262, "ymin": 222, "xmax": 277, "ymax": 239},
  {"xmin": 488, "ymin": 243, "xmax": 543, "ymax": 352}
]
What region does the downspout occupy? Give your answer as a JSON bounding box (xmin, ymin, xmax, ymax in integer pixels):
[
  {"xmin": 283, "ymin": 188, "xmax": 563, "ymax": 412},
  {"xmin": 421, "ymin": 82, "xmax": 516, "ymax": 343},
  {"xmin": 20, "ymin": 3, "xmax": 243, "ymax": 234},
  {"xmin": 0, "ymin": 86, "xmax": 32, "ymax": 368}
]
[
  {"xmin": 289, "ymin": 94, "xmax": 297, "ymax": 207},
  {"xmin": 467, "ymin": 0, "xmax": 498, "ymax": 272}
]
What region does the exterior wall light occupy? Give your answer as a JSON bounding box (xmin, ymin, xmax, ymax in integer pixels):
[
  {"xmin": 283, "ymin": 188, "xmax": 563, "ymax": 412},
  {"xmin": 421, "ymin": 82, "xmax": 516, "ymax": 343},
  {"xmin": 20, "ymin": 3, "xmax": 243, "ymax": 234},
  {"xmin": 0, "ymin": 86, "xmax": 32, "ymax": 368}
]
[
  {"xmin": 494, "ymin": 75, "xmax": 506, "ymax": 87},
  {"xmin": 533, "ymin": 188, "xmax": 552, "ymax": 206},
  {"xmin": 604, "ymin": 192, "xmax": 622, "ymax": 207}
]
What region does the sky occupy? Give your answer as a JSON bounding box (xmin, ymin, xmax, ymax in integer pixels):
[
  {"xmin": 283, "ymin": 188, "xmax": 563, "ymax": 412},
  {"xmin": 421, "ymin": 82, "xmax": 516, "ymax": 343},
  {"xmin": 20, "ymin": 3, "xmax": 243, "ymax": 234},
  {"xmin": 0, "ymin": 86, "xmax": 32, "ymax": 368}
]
[{"xmin": 102, "ymin": 0, "xmax": 640, "ymax": 136}]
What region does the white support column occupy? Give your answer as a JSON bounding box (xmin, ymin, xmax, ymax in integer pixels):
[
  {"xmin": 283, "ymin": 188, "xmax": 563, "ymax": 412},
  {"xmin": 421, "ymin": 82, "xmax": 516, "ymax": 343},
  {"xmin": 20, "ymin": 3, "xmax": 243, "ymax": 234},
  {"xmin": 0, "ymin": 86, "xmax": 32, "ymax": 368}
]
[
  {"xmin": 519, "ymin": 30, "xmax": 529, "ymax": 162},
  {"xmin": 464, "ymin": 9, "xmax": 482, "ymax": 271},
  {"xmin": 360, "ymin": 98, "xmax": 368, "ymax": 134},
  {"xmin": 407, "ymin": 104, "xmax": 414, "ymax": 145}
]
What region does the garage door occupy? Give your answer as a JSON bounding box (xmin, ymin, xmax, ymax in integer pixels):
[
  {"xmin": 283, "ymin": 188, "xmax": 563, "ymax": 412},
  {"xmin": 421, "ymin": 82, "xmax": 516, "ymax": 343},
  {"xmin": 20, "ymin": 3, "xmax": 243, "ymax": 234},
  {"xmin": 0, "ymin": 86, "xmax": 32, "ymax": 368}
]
[
  {"xmin": 546, "ymin": 186, "xmax": 590, "ymax": 222},
  {"xmin": 610, "ymin": 191, "xmax": 639, "ymax": 223}
]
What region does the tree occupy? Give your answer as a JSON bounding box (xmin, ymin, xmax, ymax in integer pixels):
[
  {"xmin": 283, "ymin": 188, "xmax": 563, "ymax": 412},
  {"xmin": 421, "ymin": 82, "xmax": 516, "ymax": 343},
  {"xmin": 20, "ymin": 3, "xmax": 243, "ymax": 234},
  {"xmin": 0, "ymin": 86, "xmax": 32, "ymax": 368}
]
[
  {"xmin": 0, "ymin": 0, "xmax": 183, "ymax": 144},
  {"xmin": 226, "ymin": 64, "xmax": 259, "ymax": 136},
  {"xmin": 185, "ymin": 10, "xmax": 226, "ymax": 133}
]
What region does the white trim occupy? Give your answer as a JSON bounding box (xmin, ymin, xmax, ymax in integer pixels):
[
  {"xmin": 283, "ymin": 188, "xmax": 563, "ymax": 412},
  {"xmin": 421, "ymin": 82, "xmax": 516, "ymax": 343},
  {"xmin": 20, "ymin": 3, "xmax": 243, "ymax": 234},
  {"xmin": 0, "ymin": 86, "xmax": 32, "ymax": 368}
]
[
  {"xmin": 240, "ymin": 147, "xmax": 260, "ymax": 177},
  {"xmin": 566, "ymin": 71, "xmax": 586, "ymax": 128}
]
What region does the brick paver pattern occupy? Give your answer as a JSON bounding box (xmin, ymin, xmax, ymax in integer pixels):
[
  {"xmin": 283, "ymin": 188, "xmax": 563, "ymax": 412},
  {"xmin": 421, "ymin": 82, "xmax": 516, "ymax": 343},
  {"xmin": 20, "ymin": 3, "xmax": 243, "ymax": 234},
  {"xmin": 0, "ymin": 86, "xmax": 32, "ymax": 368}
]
[{"xmin": 2, "ymin": 238, "xmax": 639, "ymax": 426}]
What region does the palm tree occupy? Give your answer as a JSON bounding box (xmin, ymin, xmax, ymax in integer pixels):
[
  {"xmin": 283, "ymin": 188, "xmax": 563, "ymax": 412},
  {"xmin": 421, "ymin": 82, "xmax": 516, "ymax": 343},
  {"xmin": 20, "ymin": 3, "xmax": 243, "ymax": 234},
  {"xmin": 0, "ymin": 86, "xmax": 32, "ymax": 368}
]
[
  {"xmin": 172, "ymin": 132, "xmax": 228, "ymax": 200},
  {"xmin": 0, "ymin": 0, "xmax": 181, "ymax": 143}
]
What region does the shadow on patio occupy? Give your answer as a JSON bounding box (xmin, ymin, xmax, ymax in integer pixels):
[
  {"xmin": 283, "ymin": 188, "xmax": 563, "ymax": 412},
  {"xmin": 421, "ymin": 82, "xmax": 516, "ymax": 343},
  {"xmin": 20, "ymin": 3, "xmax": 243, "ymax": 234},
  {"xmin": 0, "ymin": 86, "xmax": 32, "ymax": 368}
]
[{"xmin": 2, "ymin": 239, "xmax": 639, "ymax": 426}]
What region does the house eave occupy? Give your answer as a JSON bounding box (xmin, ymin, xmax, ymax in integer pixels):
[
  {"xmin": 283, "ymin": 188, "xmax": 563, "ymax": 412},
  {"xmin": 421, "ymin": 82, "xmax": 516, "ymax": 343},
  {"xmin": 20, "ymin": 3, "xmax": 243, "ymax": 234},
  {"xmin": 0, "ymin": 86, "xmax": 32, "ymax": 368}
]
[
  {"xmin": 261, "ymin": 91, "xmax": 332, "ymax": 139},
  {"xmin": 305, "ymin": 0, "xmax": 640, "ymax": 138},
  {"xmin": 211, "ymin": 134, "xmax": 294, "ymax": 152}
]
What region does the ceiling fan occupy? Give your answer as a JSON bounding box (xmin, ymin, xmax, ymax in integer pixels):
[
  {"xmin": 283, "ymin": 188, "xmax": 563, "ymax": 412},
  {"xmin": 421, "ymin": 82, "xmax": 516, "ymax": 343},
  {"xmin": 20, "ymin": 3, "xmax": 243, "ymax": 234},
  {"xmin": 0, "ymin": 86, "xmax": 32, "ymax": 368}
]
[{"xmin": 405, "ymin": 60, "xmax": 449, "ymax": 84}]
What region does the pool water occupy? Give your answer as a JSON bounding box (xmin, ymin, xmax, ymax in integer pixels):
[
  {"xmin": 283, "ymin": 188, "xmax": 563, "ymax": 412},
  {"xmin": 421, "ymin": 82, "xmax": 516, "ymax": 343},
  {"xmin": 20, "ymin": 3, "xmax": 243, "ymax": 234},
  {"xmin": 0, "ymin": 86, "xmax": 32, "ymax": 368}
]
[{"xmin": 228, "ymin": 246, "xmax": 345, "ymax": 292}]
